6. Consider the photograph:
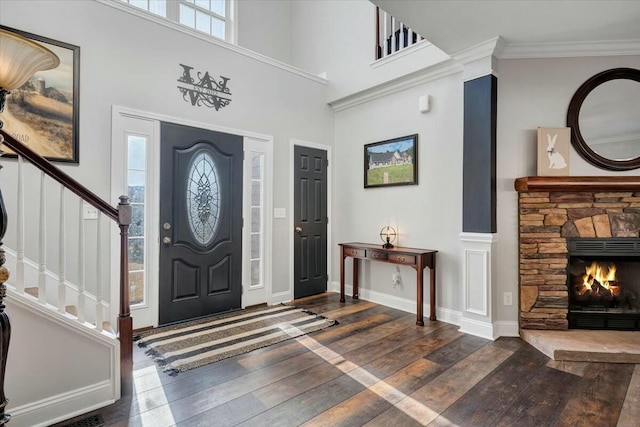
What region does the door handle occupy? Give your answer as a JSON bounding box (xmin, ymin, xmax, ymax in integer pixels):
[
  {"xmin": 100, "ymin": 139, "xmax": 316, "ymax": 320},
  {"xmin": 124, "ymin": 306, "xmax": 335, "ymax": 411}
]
[
  {"xmin": 295, "ymin": 226, "xmax": 303, "ymax": 233},
  {"xmin": 163, "ymin": 236, "xmax": 172, "ymax": 245}
]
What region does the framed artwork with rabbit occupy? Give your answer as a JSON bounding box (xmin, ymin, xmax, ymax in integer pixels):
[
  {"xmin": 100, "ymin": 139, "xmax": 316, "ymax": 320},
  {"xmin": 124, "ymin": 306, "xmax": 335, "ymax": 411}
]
[{"xmin": 537, "ymin": 127, "xmax": 570, "ymax": 176}]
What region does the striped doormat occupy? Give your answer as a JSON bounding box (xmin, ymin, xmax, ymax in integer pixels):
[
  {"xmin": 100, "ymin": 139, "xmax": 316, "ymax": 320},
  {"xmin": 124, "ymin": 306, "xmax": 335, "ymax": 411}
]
[{"xmin": 137, "ymin": 304, "xmax": 337, "ymax": 375}]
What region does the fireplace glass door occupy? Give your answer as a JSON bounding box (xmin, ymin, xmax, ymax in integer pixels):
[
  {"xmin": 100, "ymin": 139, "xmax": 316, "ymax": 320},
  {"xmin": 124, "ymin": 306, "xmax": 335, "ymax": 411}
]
[{"xmin": 568, "ymin": 238, "xmax": 640, "ymax": 330}]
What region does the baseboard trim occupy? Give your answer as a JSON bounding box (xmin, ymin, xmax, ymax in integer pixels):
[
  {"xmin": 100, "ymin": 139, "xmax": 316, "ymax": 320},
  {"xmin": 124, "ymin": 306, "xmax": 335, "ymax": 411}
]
[
  {"xmin": 9, "ymin": 380, "xmax": 115, "ymax": 427},
  {"xmin": 493, "ymin": 321, "xmax": 520, "ymax": 339},
  {"xmin": 459, "ymin": 317, "xmax": 495, "ymax": 340},
  {"xmin": 271, "ymin": 290, "xmax": 292, "ymax": 305},
  {"xmin": 328, "ymin": 281, "xmax": 461, "ymax": 327}
]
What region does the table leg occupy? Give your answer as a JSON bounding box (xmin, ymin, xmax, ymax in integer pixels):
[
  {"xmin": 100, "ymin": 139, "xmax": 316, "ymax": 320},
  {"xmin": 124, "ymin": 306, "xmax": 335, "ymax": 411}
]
[
  {"xmin": 430, "ymin": 256, "xmax": 437, "ymax": 321},
  {"xmin": 340, "ymin": 246, "xmax": 345, "ymax": 303},
  {"xmin": 352, "ymin": 258, "xmax": 359, "ymax": 299},
  {"xmin": 416, "ymin": 258, "xmax": 424, "ymax": 326}
]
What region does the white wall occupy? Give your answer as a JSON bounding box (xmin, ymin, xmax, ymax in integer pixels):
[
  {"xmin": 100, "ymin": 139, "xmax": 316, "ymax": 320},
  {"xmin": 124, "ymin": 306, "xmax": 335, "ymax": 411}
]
[
  {"xmin": 0, "ymin": 0, "xmax": 334, "ymax": 298},
  {"xmin": 237, "ymin": 0, "xmax": 291, "ymax": 64},
  {"xmin": 332, "ymin": 70, "xmax": 464, "ymax": 317},
  {"xmin": 289, "ymin": 0, "xmax": 450, "ymax": 102},
  {"xmin": 0, "ymin": 0, "xmax": 333, "ymax": 420},
  {"xmin": 496, "ymin": 54, "xmax": 640, "ymax": 324}
]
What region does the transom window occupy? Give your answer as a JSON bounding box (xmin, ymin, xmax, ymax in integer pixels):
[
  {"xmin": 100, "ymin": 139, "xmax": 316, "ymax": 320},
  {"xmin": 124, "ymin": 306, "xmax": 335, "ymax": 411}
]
[{"xmin": 121, "ymin": 0, "xmax": 235, "ymax": 42}]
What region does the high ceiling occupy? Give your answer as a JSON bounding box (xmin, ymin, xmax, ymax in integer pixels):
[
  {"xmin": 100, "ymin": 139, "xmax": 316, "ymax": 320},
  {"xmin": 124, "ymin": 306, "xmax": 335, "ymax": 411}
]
[{"xmin": 372, "ymin": 0, "xmax": 640, "ymax": 55}]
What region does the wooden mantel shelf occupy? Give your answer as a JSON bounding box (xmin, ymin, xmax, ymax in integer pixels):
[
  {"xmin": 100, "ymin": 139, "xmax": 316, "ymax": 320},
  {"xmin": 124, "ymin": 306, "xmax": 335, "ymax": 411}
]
[{"xmin": 514, "ymin": 176, "xmax": 640, "ymax": 192}]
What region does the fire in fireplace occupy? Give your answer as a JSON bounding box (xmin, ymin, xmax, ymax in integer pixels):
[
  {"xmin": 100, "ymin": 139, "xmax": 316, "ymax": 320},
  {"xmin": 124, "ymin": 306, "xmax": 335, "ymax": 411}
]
[{"xmin": 568, "ymin": 238, "xmax": 640, "ymax": 330}]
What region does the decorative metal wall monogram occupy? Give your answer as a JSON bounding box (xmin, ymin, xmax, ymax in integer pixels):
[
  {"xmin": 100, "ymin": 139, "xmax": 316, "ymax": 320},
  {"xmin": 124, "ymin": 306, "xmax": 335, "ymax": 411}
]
[{"xmin": 177, "ymin": 64, "xmax": 232, "ymax": 111}]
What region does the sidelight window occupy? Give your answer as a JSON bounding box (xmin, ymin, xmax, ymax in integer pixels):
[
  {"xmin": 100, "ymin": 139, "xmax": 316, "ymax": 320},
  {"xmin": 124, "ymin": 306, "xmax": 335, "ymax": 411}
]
[{"xmin": 127, "ymin": 134, "xmax": 147, "ymax": 306}]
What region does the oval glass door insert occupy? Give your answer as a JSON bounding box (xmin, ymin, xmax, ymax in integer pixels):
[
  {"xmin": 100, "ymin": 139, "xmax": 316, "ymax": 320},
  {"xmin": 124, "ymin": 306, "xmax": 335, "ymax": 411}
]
[{"xmin": 186, "ymin": 151, "xmax": 221, "ymax": 245}]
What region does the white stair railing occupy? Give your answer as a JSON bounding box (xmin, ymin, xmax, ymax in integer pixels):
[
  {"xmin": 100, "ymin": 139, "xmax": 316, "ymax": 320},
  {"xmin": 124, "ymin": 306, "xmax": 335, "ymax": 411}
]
[{"xmin": 375, "ymin": 7, "xmax": 424, "ymax": 60}]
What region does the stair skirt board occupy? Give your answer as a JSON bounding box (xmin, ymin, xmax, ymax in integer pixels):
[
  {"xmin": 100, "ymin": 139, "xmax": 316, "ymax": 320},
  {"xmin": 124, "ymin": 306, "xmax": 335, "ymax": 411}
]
[{"xmin": 8, "ymin": 381, "xmax": 115, "ymax": 427}]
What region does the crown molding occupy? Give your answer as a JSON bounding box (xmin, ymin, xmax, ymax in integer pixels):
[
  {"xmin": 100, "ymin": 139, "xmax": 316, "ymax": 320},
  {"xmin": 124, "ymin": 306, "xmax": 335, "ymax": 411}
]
[
  {"xmin": 94, "ymin": 0, "xmax": 327, "ymax": 85},
  {"xmin": 329, "ymin": 59, "xmax": 461, "ymax": 112},
  {"xmin": 499, "ymin": 39, "xmax": 640, "ymax": 59}
]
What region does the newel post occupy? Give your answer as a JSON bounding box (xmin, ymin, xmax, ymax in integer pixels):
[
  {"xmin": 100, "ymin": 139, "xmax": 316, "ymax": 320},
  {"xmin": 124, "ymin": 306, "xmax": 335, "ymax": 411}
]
[
  {"xmin": 117, "ymin": 195, "xmax": 132, "ymax": 394},
  {"xmin": 0, "ymin": 139, "xmax": 11, "ymax": 425}
]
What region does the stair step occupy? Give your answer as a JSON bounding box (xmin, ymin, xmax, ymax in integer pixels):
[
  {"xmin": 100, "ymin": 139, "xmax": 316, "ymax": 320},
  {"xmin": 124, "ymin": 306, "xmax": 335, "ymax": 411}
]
[
  {"xmin": 25, "ymin": 287, "xmax": 38, "ymax": 298},
  {"xmin": 66, "ymin": 305, "xmax": 78, "ymax": 316}
]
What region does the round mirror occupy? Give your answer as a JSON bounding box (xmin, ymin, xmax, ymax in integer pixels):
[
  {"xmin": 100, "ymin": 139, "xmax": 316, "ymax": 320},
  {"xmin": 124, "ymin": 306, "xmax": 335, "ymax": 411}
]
[{"xmin": 567, "ymin": 68, "xmax": 640, "ymax": 171}]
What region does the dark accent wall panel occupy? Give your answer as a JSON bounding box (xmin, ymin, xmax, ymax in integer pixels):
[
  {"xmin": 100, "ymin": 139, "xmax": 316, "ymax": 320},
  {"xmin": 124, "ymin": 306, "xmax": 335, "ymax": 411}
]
[{"xmin": 463, "ymin": 74, "xmax": 497, "ymax": 233}]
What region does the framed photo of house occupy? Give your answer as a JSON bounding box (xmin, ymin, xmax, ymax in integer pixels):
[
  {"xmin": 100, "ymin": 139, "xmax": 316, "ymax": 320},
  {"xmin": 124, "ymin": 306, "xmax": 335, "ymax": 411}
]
[
  {"xmin": 364, "ymin": 134, "xmax": 418, "ymax": 188},
  {"xmin": 0, "ymin": 25, "xmax": 80, "ymax": 163}
]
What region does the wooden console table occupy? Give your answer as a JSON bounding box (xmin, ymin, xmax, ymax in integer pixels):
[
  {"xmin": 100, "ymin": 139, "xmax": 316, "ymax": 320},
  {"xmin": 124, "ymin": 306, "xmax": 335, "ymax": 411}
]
[{"xmin": 339, "ymin": 242, "xmax": 437, "ymax": 326}]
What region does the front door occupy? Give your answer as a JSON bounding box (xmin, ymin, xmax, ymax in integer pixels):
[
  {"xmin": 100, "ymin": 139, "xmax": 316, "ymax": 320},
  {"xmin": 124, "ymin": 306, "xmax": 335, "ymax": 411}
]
[
  {"xmin": 293, "ymin": 145, "xmax": 328, "ymax": 299},
  {"xmin": 159, "ymin": 122, "xmax": 243, "ymax": 325}
]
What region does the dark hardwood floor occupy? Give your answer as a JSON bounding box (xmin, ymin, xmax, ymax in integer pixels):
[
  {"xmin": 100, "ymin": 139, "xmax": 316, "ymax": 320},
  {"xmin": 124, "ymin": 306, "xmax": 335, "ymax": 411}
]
[{"xmin": 56, "ymin": 293, "xmax": 639, "ymax": 427}]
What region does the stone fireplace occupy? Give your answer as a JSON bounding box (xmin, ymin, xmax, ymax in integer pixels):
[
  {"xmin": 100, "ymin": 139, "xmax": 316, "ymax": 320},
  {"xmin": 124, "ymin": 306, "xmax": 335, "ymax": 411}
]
[{"xmin": 515, "ymin": 176, "xmax": 640, "ymax": 330}]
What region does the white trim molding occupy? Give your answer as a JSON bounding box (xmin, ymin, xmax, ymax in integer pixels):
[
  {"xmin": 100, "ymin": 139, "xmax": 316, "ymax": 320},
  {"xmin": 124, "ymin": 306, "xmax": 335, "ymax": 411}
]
[
  {"xmin": 95, "ymin": 0, "xmax": 327, "ymax": 85},
  {"xmin": 329, "ymin": 59, "xmax": 461, "ymax": 112},
  {"xmin": 453, "ymin": 37, "xmax": 505, "ymax": 82},
  {"xmin": 329, "ymin": 282, "xmax": 462, "ymax": 328},
  {"xmin": 500, "ymin": 39, "xmax": 640, "ymax": 59},
  {"xmin": 459, "ymin": 232, "xmax": 498, "ymax": 340}
]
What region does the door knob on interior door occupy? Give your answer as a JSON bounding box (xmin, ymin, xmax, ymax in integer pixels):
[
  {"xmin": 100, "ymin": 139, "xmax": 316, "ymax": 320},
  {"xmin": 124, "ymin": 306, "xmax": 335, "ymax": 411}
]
[{"xmin": 295, "ymin": 226, "xmax": 303, "ymax": 233}]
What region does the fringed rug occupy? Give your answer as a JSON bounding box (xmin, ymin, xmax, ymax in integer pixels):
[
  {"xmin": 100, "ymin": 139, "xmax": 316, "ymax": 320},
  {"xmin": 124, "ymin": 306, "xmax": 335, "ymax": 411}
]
[{"xmin": 137, "ymin": 304, "xmax": 337, "ymax": 375}]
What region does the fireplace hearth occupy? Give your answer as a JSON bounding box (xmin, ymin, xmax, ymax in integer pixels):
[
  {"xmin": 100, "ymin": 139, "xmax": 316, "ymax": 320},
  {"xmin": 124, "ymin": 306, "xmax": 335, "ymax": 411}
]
[{"xmin": 567, "ymin": 238, "xmax": 640, "ymax": 330}]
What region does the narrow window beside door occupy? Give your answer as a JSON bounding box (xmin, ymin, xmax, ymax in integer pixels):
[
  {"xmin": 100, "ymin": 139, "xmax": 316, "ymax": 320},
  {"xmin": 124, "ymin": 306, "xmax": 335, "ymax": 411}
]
[
  {"xmin": 250, "ymin": 152, "xmax": 264, "ymax": 287},
  {"xmin": 127, "ymin": 134, "xmax": 147, "ymax": 306}
]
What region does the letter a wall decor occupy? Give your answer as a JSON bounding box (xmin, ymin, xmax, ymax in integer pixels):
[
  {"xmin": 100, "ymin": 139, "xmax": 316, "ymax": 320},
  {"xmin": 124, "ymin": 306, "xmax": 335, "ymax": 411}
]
[{"xmin": 177, "ymin": 64, "xmax": 232, "ymax": 111}]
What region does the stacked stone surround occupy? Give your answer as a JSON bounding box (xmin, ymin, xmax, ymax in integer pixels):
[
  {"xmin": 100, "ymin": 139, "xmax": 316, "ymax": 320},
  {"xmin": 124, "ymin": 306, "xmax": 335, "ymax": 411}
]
[{"xmin": 515, "ymin": 177, "xmax": 640, "ymax": 330}]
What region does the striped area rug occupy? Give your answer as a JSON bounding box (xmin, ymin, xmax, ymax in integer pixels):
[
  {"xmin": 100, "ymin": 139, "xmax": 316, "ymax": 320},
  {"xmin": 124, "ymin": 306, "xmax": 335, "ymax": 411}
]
[{"xmin": 137, "ymin": 304, "xmax": 337, "ymax": 375}]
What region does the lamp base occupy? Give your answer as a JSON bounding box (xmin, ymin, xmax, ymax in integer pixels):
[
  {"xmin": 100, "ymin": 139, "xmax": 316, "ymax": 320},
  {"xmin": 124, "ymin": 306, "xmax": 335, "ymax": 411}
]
[
  {"xmin": 0, "ymin": 88, "xmax": 8, "ymax": 129},
  {"xmin": 382, "ymin": 243, "xmax": 394, "ymax": 249}
]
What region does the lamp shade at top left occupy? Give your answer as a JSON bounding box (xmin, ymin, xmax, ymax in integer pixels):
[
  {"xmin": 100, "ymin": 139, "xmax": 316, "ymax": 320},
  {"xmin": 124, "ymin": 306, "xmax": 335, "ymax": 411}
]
[{"xmin": 0, "ymin": 28, "xmax": 60, "ymax": 91}]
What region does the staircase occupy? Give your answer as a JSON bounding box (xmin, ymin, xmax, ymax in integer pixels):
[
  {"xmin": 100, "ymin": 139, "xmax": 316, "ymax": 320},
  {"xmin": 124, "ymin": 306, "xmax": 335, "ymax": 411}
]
[{"xmin": 0, "ymin": 129, "xmax": 132, "ymax": 426}]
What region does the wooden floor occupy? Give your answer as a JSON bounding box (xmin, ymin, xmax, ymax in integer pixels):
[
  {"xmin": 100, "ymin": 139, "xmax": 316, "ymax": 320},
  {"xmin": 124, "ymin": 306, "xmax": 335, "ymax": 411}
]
[{"xmin": 56, "ymin": 293, "xmax": 640, "ymax": 427}]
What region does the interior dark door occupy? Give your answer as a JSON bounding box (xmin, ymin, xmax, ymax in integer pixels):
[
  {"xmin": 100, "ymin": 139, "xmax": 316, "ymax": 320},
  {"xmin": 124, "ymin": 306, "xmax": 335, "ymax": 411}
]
[
  {"xmin": 159, "ymin": 122, "xmax": 243, "ymax": 325},
  {"xmin": 294, "ymin": 145, "xmax": 328, "ymax": 299}
]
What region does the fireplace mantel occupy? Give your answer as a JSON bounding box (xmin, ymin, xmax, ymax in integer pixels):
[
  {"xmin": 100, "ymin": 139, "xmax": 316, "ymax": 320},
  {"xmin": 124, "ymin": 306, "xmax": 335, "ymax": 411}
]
[{"xmin": 515, "ymin": 176, "xmax": 640, "ymax": 192}]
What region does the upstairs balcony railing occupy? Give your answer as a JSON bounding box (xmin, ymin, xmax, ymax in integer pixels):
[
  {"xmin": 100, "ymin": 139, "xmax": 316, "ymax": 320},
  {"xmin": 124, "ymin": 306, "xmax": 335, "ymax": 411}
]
[{"xmin": 375, "ymin": 6, "xmax": 424, "ymax": 60}]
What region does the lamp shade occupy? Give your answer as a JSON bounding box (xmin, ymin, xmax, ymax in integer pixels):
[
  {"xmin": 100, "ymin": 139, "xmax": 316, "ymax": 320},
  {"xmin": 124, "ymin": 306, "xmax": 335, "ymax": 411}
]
[{"xmin": 0, "ymin": 28, "xmax": 59, "ymax": 91}]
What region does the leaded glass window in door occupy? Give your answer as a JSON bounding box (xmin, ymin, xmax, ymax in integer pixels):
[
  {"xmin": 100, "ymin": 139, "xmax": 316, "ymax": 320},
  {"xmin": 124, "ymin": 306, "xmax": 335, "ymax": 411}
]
[{"xmin": 186, "ymin": 151, "xmax": 221, "ymax": 245}]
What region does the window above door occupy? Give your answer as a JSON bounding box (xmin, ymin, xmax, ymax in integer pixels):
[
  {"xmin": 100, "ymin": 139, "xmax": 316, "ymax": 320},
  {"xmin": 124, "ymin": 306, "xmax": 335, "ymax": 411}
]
[{"xmin": 120, "ymin": 0, "xmax": 236, "ymax": 43}]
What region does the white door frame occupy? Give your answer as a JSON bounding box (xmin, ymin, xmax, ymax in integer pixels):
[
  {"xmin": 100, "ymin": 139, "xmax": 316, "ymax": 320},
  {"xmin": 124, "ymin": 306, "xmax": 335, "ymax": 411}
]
[
  {"xmin": 111, "ymin": 105, "xmax": 273, "ymax": 328},
  {"xmin": 289, "ymin": 138, "xmax": 332, "ymax": 302}
]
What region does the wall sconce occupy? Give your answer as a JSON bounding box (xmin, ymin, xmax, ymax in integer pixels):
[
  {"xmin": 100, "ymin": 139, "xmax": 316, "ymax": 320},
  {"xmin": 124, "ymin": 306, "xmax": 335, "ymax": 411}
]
[
  {"xmin": 380, "ymin": 226, "xmax": 397, "ymax": 249},
  {"xmin": 0, "ymin": 27, "xmax": 60, "ymax": 424},
  {"xmin": 0, "ymin": 28, "xmax": 60, "ymax": 128}
]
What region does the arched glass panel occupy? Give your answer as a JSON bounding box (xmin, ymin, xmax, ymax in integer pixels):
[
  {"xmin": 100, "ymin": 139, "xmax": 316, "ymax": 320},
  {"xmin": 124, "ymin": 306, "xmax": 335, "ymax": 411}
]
[{"xmin": 186, "ymin": 151, "xmax": 221, "ymax": 245}]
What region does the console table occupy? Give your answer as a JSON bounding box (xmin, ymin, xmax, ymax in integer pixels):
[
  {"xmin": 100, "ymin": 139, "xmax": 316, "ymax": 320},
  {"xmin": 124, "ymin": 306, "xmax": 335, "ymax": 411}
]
[{"xmin": 339, "ymin": 242, "xmax": 437, "ymax": 326}]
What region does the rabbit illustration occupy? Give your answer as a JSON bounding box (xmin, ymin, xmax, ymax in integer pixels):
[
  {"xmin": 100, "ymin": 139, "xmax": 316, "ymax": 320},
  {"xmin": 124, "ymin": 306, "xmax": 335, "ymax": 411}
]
[{"xmin": 547, "ymin": 133, "xmax": 567, "ymax": 169}]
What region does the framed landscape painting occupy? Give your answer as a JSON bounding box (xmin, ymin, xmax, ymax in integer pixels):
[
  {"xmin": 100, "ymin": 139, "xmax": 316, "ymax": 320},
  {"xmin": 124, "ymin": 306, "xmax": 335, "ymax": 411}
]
[
  {"xmin": 364, "ymin": 134, "xmax": 418, "ymax": 188},
  {"xmin": 0, "ymin": 25, "xmax": 80, "ymax": 163}
]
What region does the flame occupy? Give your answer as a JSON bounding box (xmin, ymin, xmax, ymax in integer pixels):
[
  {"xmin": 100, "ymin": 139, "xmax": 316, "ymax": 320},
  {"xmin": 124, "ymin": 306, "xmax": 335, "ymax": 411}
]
[{"xmin": 577, "ymin": 261, "xmax": 619, "ymax": 296}]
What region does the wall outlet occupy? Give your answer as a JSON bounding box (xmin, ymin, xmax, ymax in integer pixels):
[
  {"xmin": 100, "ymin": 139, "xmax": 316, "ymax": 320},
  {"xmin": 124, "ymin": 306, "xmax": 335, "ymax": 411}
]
[
  {"xmin": 83, "ymin": 203, "xmax": 98, "ymax": 220},
  {"xmin": 503, "ymin": 292, "xmax": 513, "ymax": 306}
]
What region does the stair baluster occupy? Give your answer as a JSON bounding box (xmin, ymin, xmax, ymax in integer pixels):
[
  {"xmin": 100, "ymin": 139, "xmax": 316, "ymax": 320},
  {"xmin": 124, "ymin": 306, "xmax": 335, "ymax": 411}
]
[
  {"xmin": 77, "ymin": 199, "xmax": 86, "ymax": 323},
  {"xmin": 15, "ymin": 156, "xmax": 24, "ymax": 292},
  {"xmin": 58, "ymin": 186, "xmax": 67, "ymax": 314},
  {"xmin": 38, "ymin": 172, "xmax": 47, "ymax": 305}
]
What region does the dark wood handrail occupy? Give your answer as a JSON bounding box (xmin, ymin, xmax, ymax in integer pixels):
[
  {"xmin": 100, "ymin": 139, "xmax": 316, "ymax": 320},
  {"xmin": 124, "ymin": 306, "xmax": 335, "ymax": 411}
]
[
  {"xmin": 0, "ymin": 129, "xmax": 118, "ymax": 222},
  {"xmin": 0, "ymin": 128, "xmax": 133, "ymax": 394}
]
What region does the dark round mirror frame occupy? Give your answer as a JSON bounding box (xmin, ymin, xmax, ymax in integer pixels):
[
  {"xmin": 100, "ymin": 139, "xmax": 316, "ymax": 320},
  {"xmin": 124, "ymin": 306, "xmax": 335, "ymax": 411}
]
[{"xmin": 566, "ymin": 67, "xmax": 640, "ymax": 171}]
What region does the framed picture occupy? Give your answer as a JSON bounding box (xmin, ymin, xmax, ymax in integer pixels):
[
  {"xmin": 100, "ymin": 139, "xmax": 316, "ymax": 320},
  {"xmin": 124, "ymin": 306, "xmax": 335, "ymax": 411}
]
[
  {"xmin": 0, "ymin": 25, "xmax": 80, "ymax": 163},
  {"xmin": 364, "ymin": 134, "xmax": 418, "ymax": 188},
  {"xmin": 537, "ymin": 127, "xmax": 570, "ymax": 176}
]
